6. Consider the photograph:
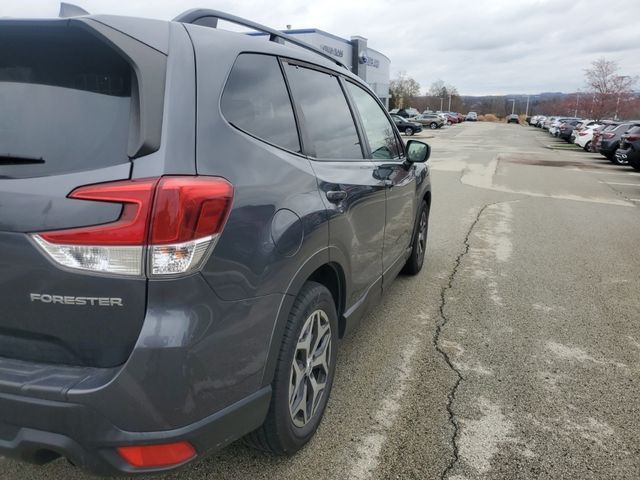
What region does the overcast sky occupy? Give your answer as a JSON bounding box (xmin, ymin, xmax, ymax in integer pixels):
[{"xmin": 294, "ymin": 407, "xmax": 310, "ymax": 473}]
[{"xmin": 4, "ymin": 0, "xmax": 640, "ymax": 95}]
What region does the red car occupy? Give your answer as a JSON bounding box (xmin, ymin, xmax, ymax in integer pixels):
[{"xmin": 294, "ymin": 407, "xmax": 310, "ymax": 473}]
[{"xmin": 445, "ymin": 113, "xmax": 459, "ymax": 124}]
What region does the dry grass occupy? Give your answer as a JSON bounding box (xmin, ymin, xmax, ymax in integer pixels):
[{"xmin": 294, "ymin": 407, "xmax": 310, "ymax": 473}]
[{"xmin": 478, "ymin": 114, "xmax": 499, "ymax": 122}]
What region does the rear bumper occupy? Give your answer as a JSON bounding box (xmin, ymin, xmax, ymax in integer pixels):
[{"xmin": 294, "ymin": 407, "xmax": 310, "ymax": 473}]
[
  {"xmin": 0, "ymin": 274, "xmax": 283, "ymax": 475},
  {"xmin": 0, "ymin": 386, "xmax": 270, "ymax": 475}
]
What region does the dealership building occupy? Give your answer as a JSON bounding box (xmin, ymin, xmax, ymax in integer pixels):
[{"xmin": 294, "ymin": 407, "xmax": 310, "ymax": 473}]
[{"xmin": 266, "ymin": 29, "xmax": 391, "ymax": 107}]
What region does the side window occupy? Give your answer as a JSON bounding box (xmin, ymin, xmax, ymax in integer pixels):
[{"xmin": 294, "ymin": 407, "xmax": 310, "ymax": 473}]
[
  {"xmin": 284, "ymin": 63, "xmax": 363, "ymax": 160},
  {"xmin": 357, "ymin": 110, "xmax": 404, "ymax": 157},
  {"xmin": 221, "ymin": 54, "xmax": 300, "ymax": 152}
]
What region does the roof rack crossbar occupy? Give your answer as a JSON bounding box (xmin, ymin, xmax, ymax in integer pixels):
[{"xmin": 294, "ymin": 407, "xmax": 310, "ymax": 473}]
[{"xmin": 173, "ymin": 9, "xmax": 347, "ymax": 70}]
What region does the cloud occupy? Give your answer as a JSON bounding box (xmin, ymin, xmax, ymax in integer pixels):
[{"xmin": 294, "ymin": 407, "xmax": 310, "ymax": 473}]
[{"xmin": 3, "ymin": 0, "xmax": 640, "ymax": 95}]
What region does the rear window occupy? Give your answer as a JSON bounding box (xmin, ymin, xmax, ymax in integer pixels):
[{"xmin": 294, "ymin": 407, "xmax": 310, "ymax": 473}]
[
  {"xmin": 0, "ymin": 26, "xmax": 132, "ymax": 179},
  {"xmin": 627, "ymin": 126, "xmax": 640, "ymax": 135}
]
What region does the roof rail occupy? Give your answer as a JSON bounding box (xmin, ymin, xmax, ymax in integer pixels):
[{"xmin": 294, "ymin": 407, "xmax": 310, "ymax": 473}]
[{"xmin": 173, "ymin": 9, "xmax": 348, "ymax": 70}]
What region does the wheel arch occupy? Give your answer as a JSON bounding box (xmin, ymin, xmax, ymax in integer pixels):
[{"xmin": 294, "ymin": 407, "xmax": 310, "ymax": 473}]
[{"xmin": 260, "ymin": 250, "xmax": 347, "ymax": 387}]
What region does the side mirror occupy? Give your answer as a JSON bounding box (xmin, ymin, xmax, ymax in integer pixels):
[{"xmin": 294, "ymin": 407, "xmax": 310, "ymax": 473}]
[{"xmin": 406, "ymin": 140, "xmax": 430, "ymax": 163}]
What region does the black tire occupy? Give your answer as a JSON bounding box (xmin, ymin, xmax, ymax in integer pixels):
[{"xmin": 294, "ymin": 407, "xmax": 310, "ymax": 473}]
[
  {"xmin": 402, "ymin": 201, "xmax": 429, "ymax": 275},
  {"xmin": 405, "ymin": 127, "xmax": 414, "ymax": 136},
  {"xmin": 629, "ymin": 152, "xmax": 640, "ymax": 170},
  {"xmin": 430, "ymin": 122, "xmax": 438, "ymax": 129},
  {"xmin": 245, "ymin": 281, "xmax": 338, "ymax": 455},
  {"xmin": 583, "ymin": 141, "xmax": 591, "ymax": 152}
]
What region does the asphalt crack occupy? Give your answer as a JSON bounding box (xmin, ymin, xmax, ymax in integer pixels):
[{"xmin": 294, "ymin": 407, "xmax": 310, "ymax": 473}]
[{"xmin": 434, "ymin": 203, "xmax": 494, "ymax": 480}]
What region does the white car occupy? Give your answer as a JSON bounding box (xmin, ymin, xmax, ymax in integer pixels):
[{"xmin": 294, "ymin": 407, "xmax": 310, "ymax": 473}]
[{"xmin": 575, "ymin": 124, "xmax": 602, "ymax": 150}]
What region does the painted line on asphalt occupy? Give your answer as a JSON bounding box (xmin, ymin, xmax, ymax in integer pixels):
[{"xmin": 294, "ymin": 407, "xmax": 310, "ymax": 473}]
[
  {"xmin": 589, "ymin": 171, "xmax": 640, "ymax": 176},
  {"xmin": 630, "ymin": 199, "xmax": 640, "ymax": 202},
  {"xmin": 599, "ymin": 181, "xmax": 640, "ymax": 186}
]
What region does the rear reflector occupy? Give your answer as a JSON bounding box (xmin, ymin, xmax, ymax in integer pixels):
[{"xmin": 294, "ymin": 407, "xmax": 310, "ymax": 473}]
[
  {"xmin": 33, "ymin": 176, "xmax": 233, "ymax": 277},
  {"xmin": 117, "ymin": 442, "xmax": 196, "ymax": 468}
]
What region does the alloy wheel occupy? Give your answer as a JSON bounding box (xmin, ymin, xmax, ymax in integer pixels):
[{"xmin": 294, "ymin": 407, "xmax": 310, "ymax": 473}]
[
  {"xmin": 416, "ymin": 210, "xmax": 427, "ymax": 261},
  {"xmin": 289, "ymin": 309, "xmax": 332, "ymax": 428}
]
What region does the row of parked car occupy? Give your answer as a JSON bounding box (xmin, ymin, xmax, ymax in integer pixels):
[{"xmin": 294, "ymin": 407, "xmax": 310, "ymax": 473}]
[
  {"xmin": 528, "ymin": 115, "xmax": 640, "ymax": 170},
  {"xmin": 388, "ymin": 108, "xmax": 478, "ymax": 135}
]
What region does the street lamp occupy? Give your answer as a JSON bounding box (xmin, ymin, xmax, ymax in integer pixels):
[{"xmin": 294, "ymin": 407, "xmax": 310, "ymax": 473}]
[
  {"xmin": 508, "ymin": 99, "xmax": 515, "ymax": 115},
  {"xmin": 439, "ymin": 98, "xmax": 444, "ymax": 111},
  {"xmin": 525, "ymin": 96, "xmax": 530, "ymax": 117},
  {"xmin": 448, "ymin": 94, "xmax": 452, "ymax": 112}
]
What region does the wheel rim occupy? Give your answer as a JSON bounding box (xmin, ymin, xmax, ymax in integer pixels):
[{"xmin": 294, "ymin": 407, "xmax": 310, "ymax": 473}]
[
  {"xmin": 416, "ymin": 210, "xmax": 427, "ymax": 261},
  {"xmin": 406, "ymin": 128, "xmax": 413, "ymax": 135},
  {"xmin": 289, "ymin": 309, "xmax": 332, "ymax": 428}
]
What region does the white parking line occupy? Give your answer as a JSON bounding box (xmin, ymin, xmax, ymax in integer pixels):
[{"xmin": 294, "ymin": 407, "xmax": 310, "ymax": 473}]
[
  {"xmin": 630, "ymin": 199, "xmax": 640, "ymax": 202},
  {"xmin": 590, "ymin": 171, "xmax": 640, "ymax": 176},
  {"xmin": 600, "ymin": 181, "xmax": 640, "ymax": 186}
]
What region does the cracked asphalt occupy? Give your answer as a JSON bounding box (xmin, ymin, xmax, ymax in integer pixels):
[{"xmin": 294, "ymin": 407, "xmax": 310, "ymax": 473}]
[{"xmin": 3, "ymin": 123, "xmax": 639, "ymax": 479}]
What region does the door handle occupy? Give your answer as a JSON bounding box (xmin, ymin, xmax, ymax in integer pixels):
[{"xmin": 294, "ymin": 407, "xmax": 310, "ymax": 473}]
[{"xmin": 326, "ymin": 190, "xmax": 347, "ymax": 203}]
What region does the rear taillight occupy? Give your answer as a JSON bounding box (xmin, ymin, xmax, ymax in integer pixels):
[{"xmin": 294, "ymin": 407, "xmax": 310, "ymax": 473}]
[
  {"xmin": 578, "ymin": 132, "xmax": 588, "ymax": 136},
  {"xmin": 602, "ymin": 132, "xmax": 615, "ymax": 139},
  {"xmin": 627, "ymin": 135, "xmax": 640, "ymax": 142},
  {"xmin": 33, "ymin": 176, "xmax": 233, "ymax": 277}
]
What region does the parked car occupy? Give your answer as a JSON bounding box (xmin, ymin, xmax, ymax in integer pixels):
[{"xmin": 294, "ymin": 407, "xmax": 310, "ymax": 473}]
[
  {"xmin": 456, "ymin": 112, "xmax": 465, "ymax": 123},
  {"xmin": 558, "ymin": 119, "xmax": 581, "ymax": 142},
  {"xmin": 591, "ymin": 122, "xmax": 619, "ymax": 153},
  {"xmin": 507, "ymin": 114, "xmax": 519, "ymax": 124},
  {"xmin": 466, "ymin": 111, "xmax": 478, "ymax": 121},
  {"xmin": 0, "ymin": 9, "xmax": 433, "ymax": 475},
  {"xmin": 574, "ymin": 123, "xmax": 602, "ymax": 150},
  {"xmin": 414, "ymin": 113, "xmax": 444, "ymax": 129},
  {"xmin": 444, "ymin": 113, "xmax": 459, "ymax": 124},
  {"xmin": 550, "ymin": 118, "xmax": 580, "ymax": 137},
  {"xmin": 599, "ymin": 122, "xmax": 638, "ymax": 162},
  {"xmin": 389, "ymin": 107, "xmax": 419, "ymax": 118},
  {"xmin": 391, "ymin": 115, "xmax": 424, "ymax": 135},
  {"xmin": 615, "ymin": 125, "xmax": 640, "ymax": 168},
  {"xmin": 542, "ymin": 116, "xmax": 556, "ymax": 130}
]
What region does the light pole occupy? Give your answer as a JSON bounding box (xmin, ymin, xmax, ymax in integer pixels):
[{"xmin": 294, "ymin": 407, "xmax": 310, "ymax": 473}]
[
  {"xmin": 439, "ymin": 98, "xmax": 444, "ymax": 111},
  {"xmin": 575, "ymin": 92, "xmax": 579, "ymax": 118},
  {"xmin": 509, "ymin": 99, "xmax": 515, "ymax": 115},
  {"xmin": 525, "ymin": 96, "xmax": 530, "ymax": 117},
  {"xmin": 448, "ymin": 94, "xmax": 452, "ymax": 112}
]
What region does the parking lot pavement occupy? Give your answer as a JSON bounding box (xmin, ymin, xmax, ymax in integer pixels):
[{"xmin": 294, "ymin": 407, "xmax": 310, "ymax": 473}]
[{"xmin": 3, "ymin": 123, "xmax": 639, "ymax": 479}]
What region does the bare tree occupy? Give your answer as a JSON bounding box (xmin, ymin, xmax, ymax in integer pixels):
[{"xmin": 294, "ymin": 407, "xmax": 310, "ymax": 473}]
[
  {"xmin": 585, "ymin": 58, "xmax": 637, "ymax": 119},
  {"xmin": 389, "ymin": 71, "xmax": 420, "ymax": 109}
]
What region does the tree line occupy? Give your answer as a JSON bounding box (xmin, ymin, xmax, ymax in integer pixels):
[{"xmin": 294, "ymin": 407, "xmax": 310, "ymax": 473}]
[{"xmin": 389, "ymin": 58, "xmax": 640, "ymax": 120}]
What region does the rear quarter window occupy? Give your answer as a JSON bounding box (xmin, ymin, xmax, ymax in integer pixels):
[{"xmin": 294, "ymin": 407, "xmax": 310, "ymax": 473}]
[
  {"xmin": 284, "ymin": 63, "xmax": 363, "ymax": 160},
  {"xmin": 221, "ymin": 54, "xmax": 300, "ymax": 153}
]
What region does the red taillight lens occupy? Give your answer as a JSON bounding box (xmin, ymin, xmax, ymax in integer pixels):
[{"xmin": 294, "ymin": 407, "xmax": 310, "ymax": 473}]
[
  {"xmin": 150, "ymin": 177, "xmax": 233, "ymax": 245},
  {"xmin": 40, "ymin": 178, "xmax": 158, "ymax": 246},
  {"xmin": 33, "ymin": 176, "xmax": 234, "ymax": 277},
  {"xmin": 627, "ymin": 135, "xmax": 640, "ymax": 142},
  {"xmin": 117, "ymin": 442, "xmax": 196, "ymax": 468}
]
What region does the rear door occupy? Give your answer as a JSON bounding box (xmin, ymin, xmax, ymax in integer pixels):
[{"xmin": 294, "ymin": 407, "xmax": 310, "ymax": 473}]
[
  {"xmin": 283, "ymin": 62, "xmax": 385, "ymax": 309},
  {"xmin": 344, "ymin": 82, "xmax": 417, "ymax": 282},
  {"xmin": 0, "ymin": 20, "xmax": 165, "ymax": 367}
]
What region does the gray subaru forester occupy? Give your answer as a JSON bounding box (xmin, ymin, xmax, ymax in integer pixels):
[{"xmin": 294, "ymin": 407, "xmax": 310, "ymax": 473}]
[{"xmin": 0, "ymin": 7, "xmax": 432, "ymax": 475}]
